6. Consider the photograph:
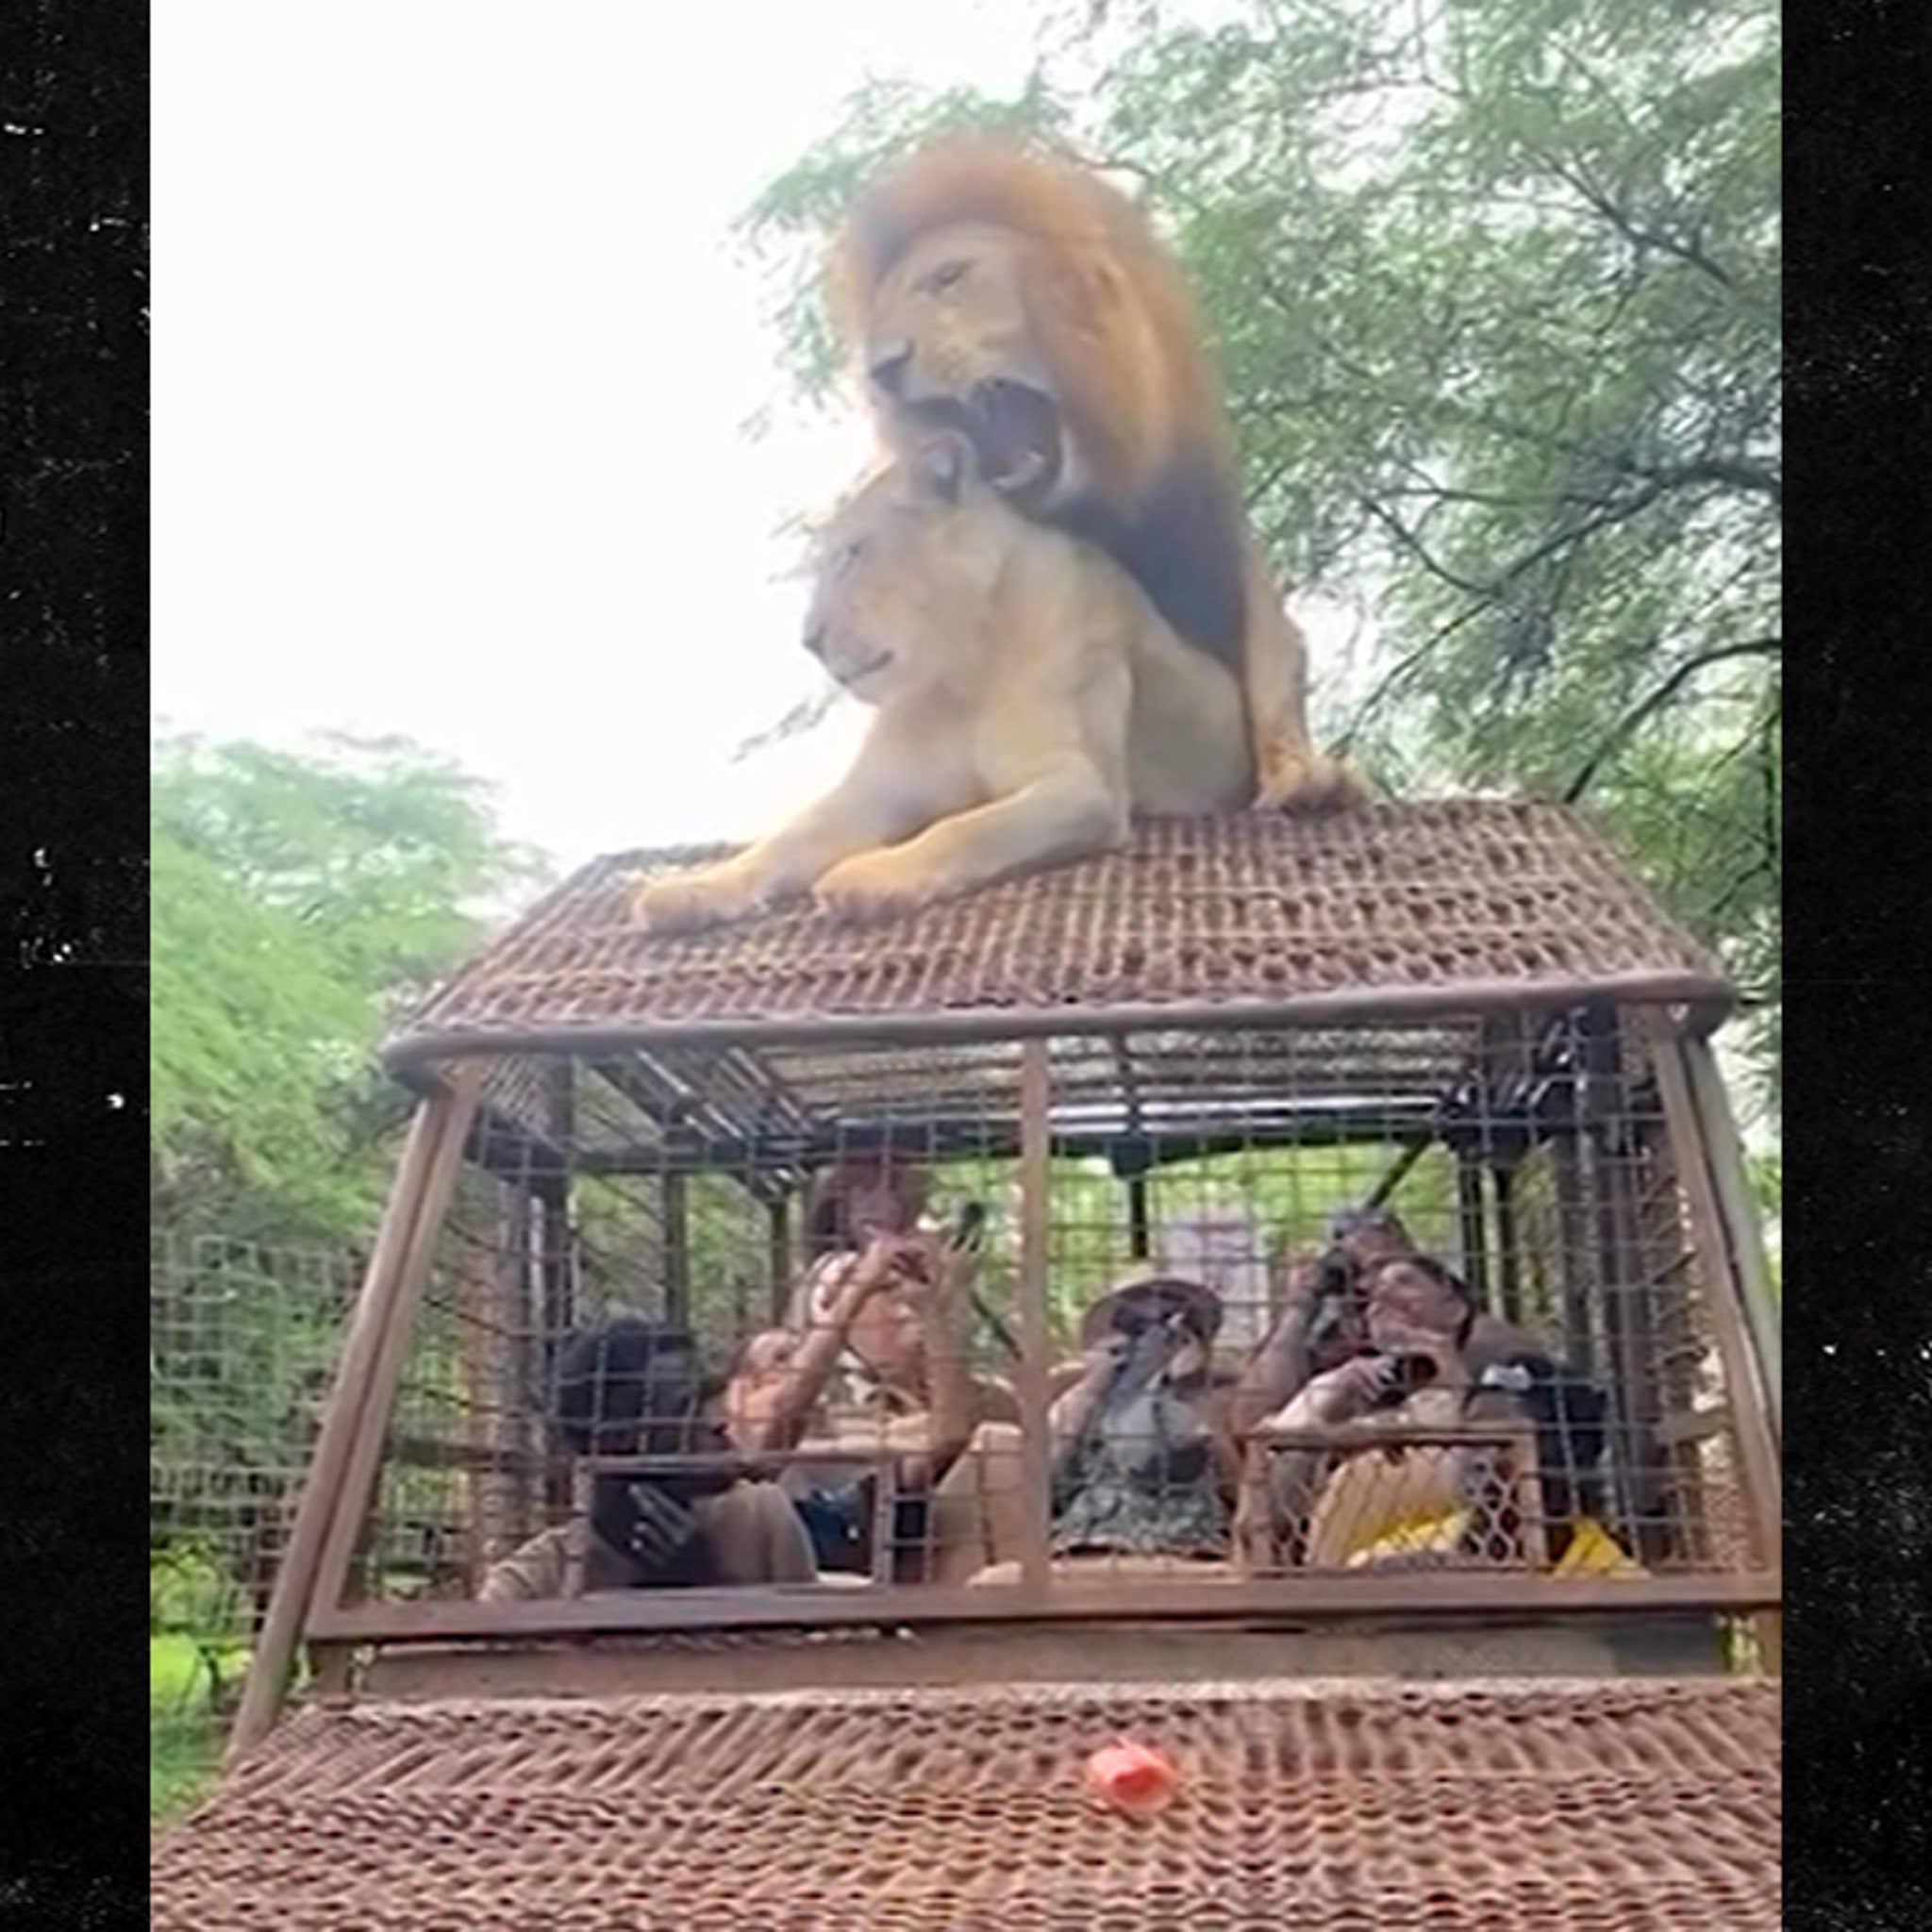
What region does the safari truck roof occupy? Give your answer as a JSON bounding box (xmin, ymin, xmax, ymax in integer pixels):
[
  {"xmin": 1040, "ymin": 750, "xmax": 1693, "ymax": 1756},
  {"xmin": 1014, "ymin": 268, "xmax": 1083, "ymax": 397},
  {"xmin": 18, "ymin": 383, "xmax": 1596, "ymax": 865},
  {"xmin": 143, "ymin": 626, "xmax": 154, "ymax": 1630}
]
[
  {"xmin": 152, "ymin": 797, "xmax": 1777, "ymax": 1929},
  {"xmin": 153, "ymin": 1677, "xmax": 1780, "ymax": 1929}
]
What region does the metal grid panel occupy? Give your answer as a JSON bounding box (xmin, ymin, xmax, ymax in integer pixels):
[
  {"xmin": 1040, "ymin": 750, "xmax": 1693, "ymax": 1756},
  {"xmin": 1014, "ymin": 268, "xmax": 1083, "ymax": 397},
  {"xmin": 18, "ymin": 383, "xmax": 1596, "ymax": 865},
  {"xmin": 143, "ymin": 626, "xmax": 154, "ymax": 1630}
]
[
  {"xmin": 152, "ymin": 1678, "xmax": 1781, "ymax": 1930},
  {"xmin": 335, "ymin": 1004, "xmax": 1769, "ymax": 1628},
  {"xmin": 386, "ymin": 803, "xmax": 1731, "ymax": 1064}
]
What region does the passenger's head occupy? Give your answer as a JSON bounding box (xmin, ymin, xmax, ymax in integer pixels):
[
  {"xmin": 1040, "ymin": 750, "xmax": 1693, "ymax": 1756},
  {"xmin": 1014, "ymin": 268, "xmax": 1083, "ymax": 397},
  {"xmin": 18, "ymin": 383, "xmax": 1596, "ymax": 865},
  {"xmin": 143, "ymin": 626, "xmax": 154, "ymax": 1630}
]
[
  {"xmin": 1079, "ymin": 1274, "xmax": 1223, "ymax": 1381},
  {"xmin": 554, "ymin": 1315, "xmax": 726, "ymax": 1462},
  {"xmin": 1363, "ymin": 1254, "xmax": 1477, "ymax": 1352},
  {"xmin": 805, "ymin": 1154, "xmax": 932, "ymax": 1257},
  {"xmin": 1327, "ymin": 1205, "xmax": 1414, "ymax": 1274},
  {"xmin": 840, "ymin": 1254, "xmax": 932, "ymax": 1391}
]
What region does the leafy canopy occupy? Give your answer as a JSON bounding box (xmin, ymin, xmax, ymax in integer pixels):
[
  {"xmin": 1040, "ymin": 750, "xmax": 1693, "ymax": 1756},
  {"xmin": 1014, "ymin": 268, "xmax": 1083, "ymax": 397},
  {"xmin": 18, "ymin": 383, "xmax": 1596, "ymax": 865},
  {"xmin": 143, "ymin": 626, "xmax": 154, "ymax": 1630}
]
[
  {"xmin": 742, "ymin": 0, "xmax": 1780, "ymax": 1107},
  {"xmin": 150, "ymin": 730, "xmax": 547, "ymax": 1241}
]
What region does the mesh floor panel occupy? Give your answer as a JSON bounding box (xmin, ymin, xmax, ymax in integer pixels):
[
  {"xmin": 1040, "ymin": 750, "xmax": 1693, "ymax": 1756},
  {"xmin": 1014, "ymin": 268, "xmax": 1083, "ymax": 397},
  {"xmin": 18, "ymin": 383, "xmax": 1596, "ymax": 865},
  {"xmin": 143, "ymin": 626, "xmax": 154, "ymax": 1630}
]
[{"xmin": 153, "ymin": 1677, "xmax": 1778, "ymax": 1930}]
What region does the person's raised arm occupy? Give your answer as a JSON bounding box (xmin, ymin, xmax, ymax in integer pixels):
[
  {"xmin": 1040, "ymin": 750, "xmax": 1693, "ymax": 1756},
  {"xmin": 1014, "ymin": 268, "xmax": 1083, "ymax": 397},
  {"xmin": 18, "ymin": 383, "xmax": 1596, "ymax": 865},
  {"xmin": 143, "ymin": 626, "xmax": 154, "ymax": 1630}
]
[
  {"xmin": 737, "ymin": 1239, "xmax": 899, "ymax": 1454},
  {"xmin": 1228, "ymin": 1255, "xmax": 1328, "ymax": 1438}
]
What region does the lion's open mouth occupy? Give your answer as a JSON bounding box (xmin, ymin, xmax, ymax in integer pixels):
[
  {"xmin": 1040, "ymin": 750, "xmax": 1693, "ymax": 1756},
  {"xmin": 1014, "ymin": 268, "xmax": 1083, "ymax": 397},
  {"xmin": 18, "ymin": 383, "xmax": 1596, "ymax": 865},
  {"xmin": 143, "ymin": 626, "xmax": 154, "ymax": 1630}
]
[
  {"xmin": 902, "ymin": 381, "xmax": 1062, "ymax": 499},
  {"xmin": 968, "ymin": 379, "xmax": 1062, "ymax": 497}
]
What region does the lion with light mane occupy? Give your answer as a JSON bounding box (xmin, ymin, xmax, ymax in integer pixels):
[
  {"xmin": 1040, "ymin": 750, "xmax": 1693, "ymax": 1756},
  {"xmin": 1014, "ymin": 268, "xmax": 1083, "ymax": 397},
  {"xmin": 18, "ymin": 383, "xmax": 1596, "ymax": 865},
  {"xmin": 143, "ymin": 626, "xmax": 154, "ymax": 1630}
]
[
  {"xmin": 830, "ymin": 132, "xmax": 1364, "ymax": 814},
  {"xmin": 631, "ymin": 434, "xmax": 1253, "ymax": 932}
]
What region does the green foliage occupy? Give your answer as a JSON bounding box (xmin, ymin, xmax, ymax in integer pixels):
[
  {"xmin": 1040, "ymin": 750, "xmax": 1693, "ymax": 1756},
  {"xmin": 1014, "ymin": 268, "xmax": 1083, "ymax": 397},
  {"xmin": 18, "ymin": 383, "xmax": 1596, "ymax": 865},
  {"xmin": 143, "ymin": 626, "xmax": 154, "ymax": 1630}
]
[
  {"xmin": 741, "ymin": 0, "xmax": 1780, "ymax": 1106},
  {"xmin": 151, "ymin": 730, "xmax": 548, "ymax": 1243}
]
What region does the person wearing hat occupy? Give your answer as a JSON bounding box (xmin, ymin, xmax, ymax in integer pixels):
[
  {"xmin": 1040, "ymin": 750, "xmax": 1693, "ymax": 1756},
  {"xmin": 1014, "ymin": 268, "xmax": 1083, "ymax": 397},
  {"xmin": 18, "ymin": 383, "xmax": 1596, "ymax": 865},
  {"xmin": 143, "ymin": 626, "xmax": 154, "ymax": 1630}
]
[{"xmin": 922, "ymin": 1270, "xmax": 1241, "ymax": 1583}]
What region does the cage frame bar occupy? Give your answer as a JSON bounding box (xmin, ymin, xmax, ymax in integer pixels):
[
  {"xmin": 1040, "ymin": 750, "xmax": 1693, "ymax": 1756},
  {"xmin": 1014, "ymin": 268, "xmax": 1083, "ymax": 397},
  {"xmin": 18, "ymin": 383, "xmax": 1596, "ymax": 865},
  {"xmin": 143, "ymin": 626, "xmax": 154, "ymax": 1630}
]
[
  {"xmin": 226, "ymin": 1080, "xmax": 471, "ymax": 1765},
  {"xmin": 304, "ymin": 1066, "xmax": 485, "ymax": 1646}
]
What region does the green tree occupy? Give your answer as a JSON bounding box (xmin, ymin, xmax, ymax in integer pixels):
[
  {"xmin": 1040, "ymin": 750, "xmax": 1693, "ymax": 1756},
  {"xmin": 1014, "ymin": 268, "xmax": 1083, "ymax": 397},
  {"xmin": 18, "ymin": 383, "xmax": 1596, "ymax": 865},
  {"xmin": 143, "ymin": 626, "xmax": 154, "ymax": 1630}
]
[
  {"xmin": 150, "ymin": 729, "xmax": 548, "ymax": 1243},
  {"xmin": 742, "ymin": 0, "xmax": 1780, "ymax": 1105}
]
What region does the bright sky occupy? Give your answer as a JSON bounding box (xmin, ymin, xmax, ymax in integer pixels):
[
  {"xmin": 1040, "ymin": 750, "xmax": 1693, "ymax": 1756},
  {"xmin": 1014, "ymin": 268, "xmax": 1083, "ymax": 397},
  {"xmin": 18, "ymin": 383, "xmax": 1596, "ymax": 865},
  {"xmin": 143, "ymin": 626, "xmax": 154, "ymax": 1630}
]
[{"xmin": 152, "ymin": 2, "xmax": 1137, "ymax": 869}]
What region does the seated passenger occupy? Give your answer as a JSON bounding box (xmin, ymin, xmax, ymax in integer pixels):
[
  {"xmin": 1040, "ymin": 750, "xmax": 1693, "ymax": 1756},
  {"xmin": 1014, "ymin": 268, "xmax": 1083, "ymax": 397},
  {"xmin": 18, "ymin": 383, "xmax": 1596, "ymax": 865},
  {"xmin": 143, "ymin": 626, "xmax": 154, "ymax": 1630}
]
[
  {"xmin": 1230, "ymin": 1205, "xmax": 1419, "ymax": 1439},
  {"xmin": 723, "ymin": 1218, "xmax": 1017, "ymax": 1581},
  {"xmin": 1048, "ymin": 1276, "xmax": 1235, "ymax": 1559},
  {"xmin": 1234, "ymin": 1221, "xmax": 1629, "ymax": 1573},
  {"xmin": 927, "ymin": 1274, "xmax": 1239, "ymax": 1581},
  {"xmin": 479, "ymin": 1314, "xmax": 814, "ymax": 1601}
]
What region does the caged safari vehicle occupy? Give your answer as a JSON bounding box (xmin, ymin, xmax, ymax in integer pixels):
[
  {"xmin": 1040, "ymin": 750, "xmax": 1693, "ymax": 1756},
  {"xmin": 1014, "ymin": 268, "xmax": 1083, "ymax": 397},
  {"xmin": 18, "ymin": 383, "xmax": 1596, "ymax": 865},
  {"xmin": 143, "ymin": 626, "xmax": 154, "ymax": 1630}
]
[{"xmin": 152, "ymin": 798, "xmax": 1781, "ymax": 1931}]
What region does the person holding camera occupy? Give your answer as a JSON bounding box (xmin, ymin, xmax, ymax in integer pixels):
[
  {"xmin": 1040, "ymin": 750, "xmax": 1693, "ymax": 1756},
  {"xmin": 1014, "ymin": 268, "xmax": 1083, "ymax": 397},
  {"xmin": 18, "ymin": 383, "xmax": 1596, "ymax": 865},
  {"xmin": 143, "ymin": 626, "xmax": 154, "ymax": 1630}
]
[
  {"xmin": 1231, "ymin": 1207, "xmax": 1622, "ymax": 1572},
  {"xmin": 722, "ymin": 1209, "xmax": 1020, "ymax": 1581},
  {"xmin": 477, "ymin": 1314, "xmax": 816, "ymax": 1600}
]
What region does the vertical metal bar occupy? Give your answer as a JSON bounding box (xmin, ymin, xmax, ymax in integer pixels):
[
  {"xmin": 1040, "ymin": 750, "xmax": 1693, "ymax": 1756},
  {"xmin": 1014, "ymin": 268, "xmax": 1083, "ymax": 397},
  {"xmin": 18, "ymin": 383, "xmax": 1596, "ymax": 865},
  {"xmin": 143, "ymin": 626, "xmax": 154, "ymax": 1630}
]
[
  {"xmin": 1682, "ymin": 1040, "xmax": 1782, "ymax": 1437},
  {"xmin": 1648, "ymin": 1024, "xmax": 1783, "ymax": 1560},
  {"xmin": 767, "ymin": 1194, "xmax": 791, "ymax": 1324},
  {"xmin": 307, "ymin": 1067, "xmax": 485, "ymax": 1640},
  {"xmin": 1456, "ymin": 1154, "xmax": 1491, "ymax": 1307},
  {"xmin": 563, "ymin": 1465, "xmax": 591, "ymax": 1599},
  {"xmin": 1580, "ymin": 1004, "xmax": 1645, "ymax": 1538},
  {"xmin": 1548, "ymin": 1105, "xmax": 1597, "ymax": 1375},
  {"xmin": 1015, "ymin": 1040, "xmax": 1055, "ymax": 1597},
  {"xmin": 1491, "ymin": 1161, "xmax": 1524, "ymax": 1326},
  {"xmin": 225, "ymin": 1090, "xmax": 451, "ymax": 1766},
  {"xmin": 661, "ymin": 1171, "xmax": 691, "ymax": 1325},
  {"xmin": 1126, "ymin": 1175, "xmax": 1151, "ymax": 1260},
  {"xmin": 534, "ymin": 1175, "xmax": 574, "ymax": 1515},
  {"xmin": 502, "ymin": 1179, "xmax": 537, "ymax": 1556}
]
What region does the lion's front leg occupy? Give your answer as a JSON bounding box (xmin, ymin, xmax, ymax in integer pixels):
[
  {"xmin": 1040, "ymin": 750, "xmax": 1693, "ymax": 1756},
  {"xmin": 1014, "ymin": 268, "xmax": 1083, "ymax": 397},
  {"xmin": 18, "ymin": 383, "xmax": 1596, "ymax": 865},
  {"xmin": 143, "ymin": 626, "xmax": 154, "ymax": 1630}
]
[
  {"xmin": 813, "ymin": 765, "xmax": 1127, "ymax": 924},
  {"xmin": 632, "ymin": 742, "xmax": 944, "ymax": 935}
]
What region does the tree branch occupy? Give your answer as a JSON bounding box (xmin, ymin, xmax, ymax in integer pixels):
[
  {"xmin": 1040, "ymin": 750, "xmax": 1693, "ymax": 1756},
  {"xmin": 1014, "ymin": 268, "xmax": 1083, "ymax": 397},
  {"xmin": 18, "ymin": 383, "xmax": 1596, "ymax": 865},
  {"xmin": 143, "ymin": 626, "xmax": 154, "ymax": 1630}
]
[{"xmin": 1562, "ymin": 638, "xmax": 1782, "ymax": 804}]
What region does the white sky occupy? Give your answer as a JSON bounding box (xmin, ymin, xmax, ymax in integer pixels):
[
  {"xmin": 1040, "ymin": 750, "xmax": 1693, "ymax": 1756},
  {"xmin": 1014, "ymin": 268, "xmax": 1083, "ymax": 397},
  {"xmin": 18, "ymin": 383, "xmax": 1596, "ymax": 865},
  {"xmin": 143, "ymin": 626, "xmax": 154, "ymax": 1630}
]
[
  {"xmin": 151, "ymin": 3, "xmax": 1123, "ymax": 867},
  {"xmin": 155, "ymin": 0, "xmax": 1357, "ymax": 874}
]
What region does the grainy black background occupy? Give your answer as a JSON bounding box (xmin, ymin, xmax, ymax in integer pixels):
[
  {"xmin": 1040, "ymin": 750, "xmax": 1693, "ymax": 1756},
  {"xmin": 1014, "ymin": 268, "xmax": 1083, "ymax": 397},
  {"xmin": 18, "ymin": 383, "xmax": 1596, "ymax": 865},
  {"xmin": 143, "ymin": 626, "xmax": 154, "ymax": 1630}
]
[
  {"xmin": 0, "ymin": 0, "xmax": 1920, "ymax": 1922},
  {"xmin": 1781, "ymin": 0, "xmax": 1932, "ymax": 1924},
  {"xmin": 1, "ymin": 1, "xmax": 149, "ymax": 1923}
]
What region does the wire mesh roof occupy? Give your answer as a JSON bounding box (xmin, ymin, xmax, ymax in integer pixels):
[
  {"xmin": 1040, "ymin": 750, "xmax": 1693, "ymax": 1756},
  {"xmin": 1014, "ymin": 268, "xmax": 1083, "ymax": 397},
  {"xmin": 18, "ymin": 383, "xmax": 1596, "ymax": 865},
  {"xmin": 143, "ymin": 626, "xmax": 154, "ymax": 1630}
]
[
  {"xmin": 390, "ymin": 799, "xmax": 1730, "ymax": 1067},
  {"xmin": 153, "ymin": 1677, "xmax": 1780, "ymax": 1930},
  {"xmin": 385, "ymin": 800, "xmax": 1727, "ymax": 1173}
]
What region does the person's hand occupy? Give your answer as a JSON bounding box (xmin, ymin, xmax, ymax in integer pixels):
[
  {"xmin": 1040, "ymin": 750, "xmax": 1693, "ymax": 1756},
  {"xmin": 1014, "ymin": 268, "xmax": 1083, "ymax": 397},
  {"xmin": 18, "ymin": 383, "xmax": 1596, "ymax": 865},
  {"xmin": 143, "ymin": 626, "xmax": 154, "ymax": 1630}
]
[
  {"xmin": 1277, "ymin": 1251, "xmax": 1328, "ymax": 1314},
  {"xmin": 882, "ymin": 1228, "xmax": 973, "ymax": 1324},
  {"xmin": 623, "ymin": 1484, "xmax": 700, "ymax": 1578}
]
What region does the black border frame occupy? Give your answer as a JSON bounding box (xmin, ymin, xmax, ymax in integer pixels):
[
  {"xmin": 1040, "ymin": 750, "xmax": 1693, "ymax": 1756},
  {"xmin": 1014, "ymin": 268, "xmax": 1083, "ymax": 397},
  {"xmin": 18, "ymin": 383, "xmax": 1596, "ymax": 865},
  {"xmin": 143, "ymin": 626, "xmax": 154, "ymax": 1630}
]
[{"xmin": 1, "ymin": 1, "xmax": 150, "ymax": 1917}]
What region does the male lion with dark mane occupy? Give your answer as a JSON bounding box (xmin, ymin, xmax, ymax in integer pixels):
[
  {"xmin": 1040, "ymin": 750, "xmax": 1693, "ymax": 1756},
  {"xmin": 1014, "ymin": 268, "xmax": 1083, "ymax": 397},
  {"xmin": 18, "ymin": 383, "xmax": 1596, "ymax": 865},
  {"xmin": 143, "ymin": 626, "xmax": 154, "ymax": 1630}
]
[
  {"xmin": 630, "ymin": 434, "xmax": 1252, "ymax": 933},
  {"xmin": 829, "ymin": 132, "xmax": 1365, "ymax": 815}
]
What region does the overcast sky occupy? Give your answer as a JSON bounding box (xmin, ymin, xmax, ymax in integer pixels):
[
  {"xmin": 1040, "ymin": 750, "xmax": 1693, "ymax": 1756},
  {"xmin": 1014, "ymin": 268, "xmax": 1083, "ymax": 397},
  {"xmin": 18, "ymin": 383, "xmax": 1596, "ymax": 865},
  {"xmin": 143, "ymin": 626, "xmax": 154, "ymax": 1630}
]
[{"xmin": 152, "ymin": 3, "xmax": 1215, "ymax": 869}]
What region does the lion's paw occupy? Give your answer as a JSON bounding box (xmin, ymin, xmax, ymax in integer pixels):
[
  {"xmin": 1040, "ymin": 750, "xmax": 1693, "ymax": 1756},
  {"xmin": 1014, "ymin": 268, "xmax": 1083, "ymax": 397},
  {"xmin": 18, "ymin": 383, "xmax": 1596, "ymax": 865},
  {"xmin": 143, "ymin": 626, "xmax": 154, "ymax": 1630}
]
[
  {"xmin": 811, "ymin": 848, "xmax": 940, "ymax": 924},
  {"xmin": 629, "ymin": 862, "xmax": 768, "ymax": 935},
  {"xmin": 1254, "ymin": 741, "xmax": 1370, "ymax": 815}
]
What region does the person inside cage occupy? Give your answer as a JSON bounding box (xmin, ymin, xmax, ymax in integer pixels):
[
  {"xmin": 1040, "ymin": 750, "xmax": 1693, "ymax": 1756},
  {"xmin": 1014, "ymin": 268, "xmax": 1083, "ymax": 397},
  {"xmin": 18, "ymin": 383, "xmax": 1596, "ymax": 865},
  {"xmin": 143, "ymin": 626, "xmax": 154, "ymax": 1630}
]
[
  {"xmin": 720, "ymin": 1183, "xmax": 1022, "ymax": 1582},
  {"xmin": 1043, "ymin": 1274, "xmax": 1241, "ymax": 1558},
  {"xmin": 477, "ymin": 1314, "xmax": 817, "ymax": 1600},
  {"xmin": 905, "ymin": 1272, "xmax": 1247, "ymax": 1585},
  {"xmin": 1230, "ymin": 1208, "xmax": 1639, "ymax": 1574}
]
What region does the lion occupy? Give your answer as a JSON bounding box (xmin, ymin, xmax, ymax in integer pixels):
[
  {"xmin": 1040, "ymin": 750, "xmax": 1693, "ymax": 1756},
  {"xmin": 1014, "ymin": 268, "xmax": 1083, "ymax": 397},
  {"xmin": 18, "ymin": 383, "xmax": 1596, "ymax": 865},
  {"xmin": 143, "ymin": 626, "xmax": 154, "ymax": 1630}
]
[
  {"xmin": 827, "ymin": 132, "xmax": 1365, "ymax": 814},
  {"xmin": 630, "ymin": 433, "xmax": 1252, "ymax": 933}
]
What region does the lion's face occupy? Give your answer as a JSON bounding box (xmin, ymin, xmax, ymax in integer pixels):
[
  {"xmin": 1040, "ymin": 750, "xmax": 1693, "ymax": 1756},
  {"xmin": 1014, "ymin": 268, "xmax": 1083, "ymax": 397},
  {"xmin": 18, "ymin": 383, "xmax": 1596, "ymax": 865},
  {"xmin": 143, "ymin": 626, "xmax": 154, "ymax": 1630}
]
[
  {"xmin": 862, "ymin": 225, "xmax": 1067, "ymax": 503},
  {"xmin": 801, "ymin": 438, "xmax": 1006, "ymax": 705}
]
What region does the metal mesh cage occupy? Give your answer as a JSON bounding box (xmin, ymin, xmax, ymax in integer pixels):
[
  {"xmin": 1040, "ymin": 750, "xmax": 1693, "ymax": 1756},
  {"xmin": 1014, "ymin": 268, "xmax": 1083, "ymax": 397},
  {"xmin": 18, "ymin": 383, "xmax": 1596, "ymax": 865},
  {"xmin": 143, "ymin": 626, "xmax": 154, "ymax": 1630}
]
[{"xmin": 255, "ymin": 804, "xmax": 1774, "ymax": 1658}]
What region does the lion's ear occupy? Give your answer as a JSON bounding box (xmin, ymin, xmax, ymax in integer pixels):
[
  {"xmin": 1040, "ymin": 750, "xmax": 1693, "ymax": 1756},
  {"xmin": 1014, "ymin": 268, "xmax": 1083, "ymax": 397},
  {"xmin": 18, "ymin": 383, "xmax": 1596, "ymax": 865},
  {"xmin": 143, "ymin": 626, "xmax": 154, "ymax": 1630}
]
[{"xmin": 916, "ymin": 433, "xmax": 974, "ymax": 503}]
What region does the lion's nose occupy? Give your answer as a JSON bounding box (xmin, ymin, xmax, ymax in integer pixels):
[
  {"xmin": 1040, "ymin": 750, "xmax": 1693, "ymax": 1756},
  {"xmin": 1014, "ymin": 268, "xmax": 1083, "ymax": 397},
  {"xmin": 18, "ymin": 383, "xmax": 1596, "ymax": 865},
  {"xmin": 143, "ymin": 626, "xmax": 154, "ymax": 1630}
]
[
  {"xmin": 868, "ymin": 342, "xmax": 912, "ymax": 396},
  {"xmin": 803, "ymin": 621, "xmax": 829, "ymax": 661}
]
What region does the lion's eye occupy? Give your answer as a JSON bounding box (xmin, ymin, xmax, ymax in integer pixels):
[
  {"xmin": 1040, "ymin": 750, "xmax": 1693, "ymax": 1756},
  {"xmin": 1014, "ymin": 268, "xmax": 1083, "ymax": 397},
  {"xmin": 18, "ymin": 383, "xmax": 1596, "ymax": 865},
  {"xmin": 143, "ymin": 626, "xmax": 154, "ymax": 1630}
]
[
  {"xmin": 830, "ymin": 539, "xmax": 864, "ymax": 577},
  {"xmin": 925, "ymin": 258, "xmax": 970, "ymax": 293}
]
